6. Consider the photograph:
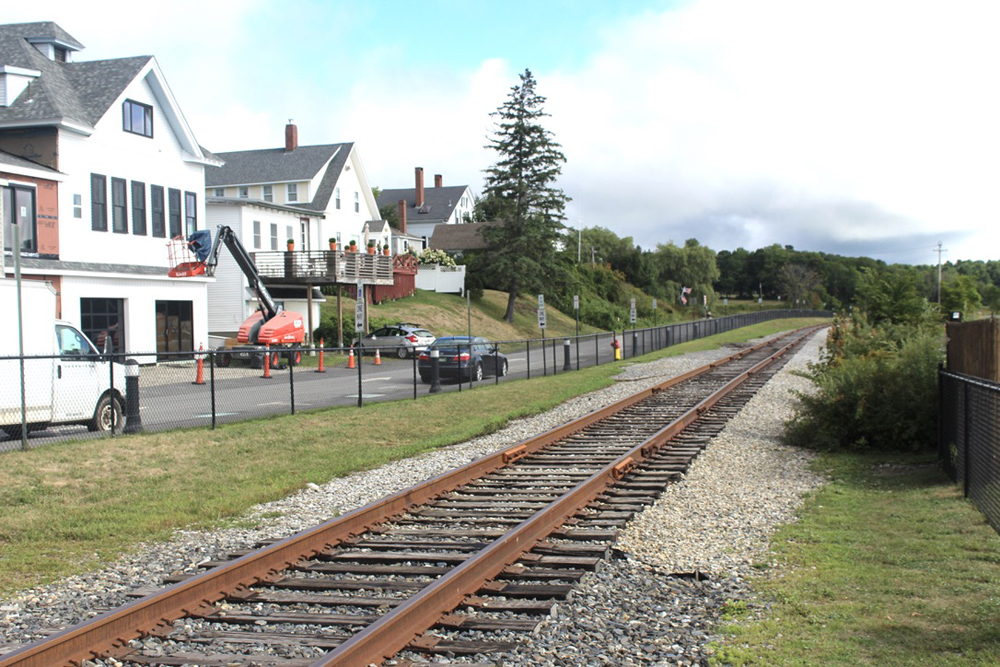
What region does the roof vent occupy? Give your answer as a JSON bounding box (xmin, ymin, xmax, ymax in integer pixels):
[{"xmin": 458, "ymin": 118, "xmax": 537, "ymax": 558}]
[{"xmin": 419, "ymin": 204, "xmax": 430, "ymax": 214}]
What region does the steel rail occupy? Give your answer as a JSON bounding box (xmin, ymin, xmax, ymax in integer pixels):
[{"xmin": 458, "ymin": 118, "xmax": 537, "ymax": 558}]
[
  {"xmin": 313, "ymin": 326, "xmax": 819, "ymax": 666},
  {"xmin": 0, "ymin": 326, "xmax": 818, "ymax": 667}
]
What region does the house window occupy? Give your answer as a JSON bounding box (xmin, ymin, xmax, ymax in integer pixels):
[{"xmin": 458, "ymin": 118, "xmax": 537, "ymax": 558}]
[
  {"xmin": 270, "ymin": 223, "xmax": 278, "ymax": 250},
  {"xmin": 300, "ymin": 219, "xmax": 308, "ymax": 249},
  {"xmin": 73, "ymin": 193, "xmax": 82, "ymax": 218},
  {"xmin": 111, "ymin": 177, "xmax": 128, "ymax": 233},
  {"xmin": 168, "ymin": 188, "xmax": 181, "ymax": 237},
  {"xmin": 335, "ymin": 187, "xmax": 340, "ymax": 210},
  {"xmin": 184, "ymin": 191, "xmax": 197, "ymax": 236},
  {"xmin": 155, "ymin": 300, "xmax": 193, "ymax": 357},
  {"xmin": 354, "ymin": 191, "xmax": 359, "ymax": 213},
  {"xmin": 213, "ymin": 188, "xmax": 224, "ymax": 197},
  {"xmin": 81, "ymin": 297, "xmax": 125, "ymax": 353},
  {"xmin": 131, "ymin": 182, "xmax": 146, "ymax": 235},
  {"xmin": 239, "ymin": 187, "xmax": 248, "ymax": 199},
  {"xmin": 122, "ymin": 100, "xmax": 153, "ymax": 138},
  {"xmin": 285, "ymin": 225, "xmax": 293, "ymax": 245},
  {"xmin": 287, "ymin": 183, "xmax": 298, "ymax": 202},
  {"xmin": 253, "ymin": 220, "xmax": 261, "ymax": 249},
  {"xmin": 91, "ymin": 173, "xmax": 107, "ymax": 231},
  {"xmin": 262, "ymin": 185, "xmax": 273, "ymax": 202},
  {"xmin": 150, "ymin": 185, "xmax": 165, "ymax": 237},
  {"xmin": 2, "ymin": 185, "xmax": 36, "ymax": 253}
]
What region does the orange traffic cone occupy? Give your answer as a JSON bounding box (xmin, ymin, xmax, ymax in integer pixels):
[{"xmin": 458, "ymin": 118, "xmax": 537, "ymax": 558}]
[
  {"xmin": 348, "ymin": 348, "xmax": 355, "ymax": 369},
  {"xmin": 316, "ymin": 338, "xmax": 325, "ymax": 373},
  {"xmin": 373, "ymin": 348, "xmax": 381, "ymax": 365},
  {"xmin": 262, "ymin": 344, "xmax": 272, "ymax": 379},
  {"xmin": 193, "ymin": 344, "xmax": 205, "ymax": 385}
]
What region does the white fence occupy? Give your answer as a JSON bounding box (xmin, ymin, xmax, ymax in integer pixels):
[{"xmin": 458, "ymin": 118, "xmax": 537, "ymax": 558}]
[{"xmin": 415, "ymin": 264, "xmax": 466, "ymax": 295}]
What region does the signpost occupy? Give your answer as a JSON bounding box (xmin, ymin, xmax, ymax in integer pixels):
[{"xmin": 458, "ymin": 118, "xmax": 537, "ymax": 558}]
[
  {"xmin": 573, "ymin": 294, "xmax": 579, "ymax": 370},
  {"xmin": 354, "ymin": 281, "xmax": 365, "ymax": 333},
  {"xmin": 652, "ymin": 298, "xmax": 657, "ymax": 348},
  {"xmin": 538, "ymin": 294, "xmax": 547, "ymax": 376}
]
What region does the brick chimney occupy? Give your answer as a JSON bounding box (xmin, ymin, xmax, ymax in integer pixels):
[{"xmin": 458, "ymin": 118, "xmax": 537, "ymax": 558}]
[
  {"xmin": 397, "ymin": 199, "xmax": 407, "ymax": 234},
  {"xmin": 434, "ymin": 174, "xmax": 443, "ymax": 188},
  {"xmin": 414, "ymin": 167, "xmax": 424, "ymax": 208},
  {"xmin": 284, "ymin": 121, "xmax": 298, "ymax": 152}
]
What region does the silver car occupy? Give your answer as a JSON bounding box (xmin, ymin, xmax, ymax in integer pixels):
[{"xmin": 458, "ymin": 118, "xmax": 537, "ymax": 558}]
[{"xmin": 354, "ymin": 324, "xmax": 435, "ymax": 358}]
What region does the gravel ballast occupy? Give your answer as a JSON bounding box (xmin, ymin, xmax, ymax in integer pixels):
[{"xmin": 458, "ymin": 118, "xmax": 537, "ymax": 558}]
[{"xmin": 0, "ymin": 330, "xmax": 828, "ymax": 665}]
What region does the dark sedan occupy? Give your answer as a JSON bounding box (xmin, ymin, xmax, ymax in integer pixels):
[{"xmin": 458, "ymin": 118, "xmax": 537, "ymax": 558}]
[{"xmin": 417, "ymin": 336, "xmax": 508, "ymax": 383}]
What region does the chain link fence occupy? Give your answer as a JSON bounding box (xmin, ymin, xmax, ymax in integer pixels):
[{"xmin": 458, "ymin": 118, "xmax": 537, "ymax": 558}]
[
  {"xmin": 939, "ymin": 368, "xmax": 1000, "ymax": 534},
  {"xmin": 1, "ymin": 309, "xmax": 828, "ymax": 452}
]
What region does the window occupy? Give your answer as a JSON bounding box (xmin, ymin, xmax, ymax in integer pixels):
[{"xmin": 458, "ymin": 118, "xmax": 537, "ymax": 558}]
[
  {"xmin": 262, "ymin": 185, "xmax": 273, "ymax": 202},
  {"xmin": 2, "ymin": 185, "xmax": 36, "ymax": 253},
  {"xmin": 213, "ymin": 188, "xmax": 224, "ymax": 197},
  {"xmin": 270, "ymin": 223, "xmax": 278, "ymax": 250},
  {"xmin": 155, "ymin": 300, "xmax": 193, "ymax": 357},
  {"xmin": 253, "ymin": 220, "xmax": 261, "ymax": 249},
  {"xmin": 131, "ymin": 182, "xmax": 146, "ymax": 235},
  {"xmin": 111, "ymin": 177, "xmax": 128, "ymax": 233},
  {"xmin": 300, "ymin": 219, "xmax": 308, "ymax": 249},
  {"xmin": 73, "ymin": 193, "xmax": 82, "ymax": 218},
  {"xmin": 122, "ymin": 100, "xmax": 153, "ymax": 138},
  {"xmin": 354, "ymin": 191, "xmax": 359, "ymax": 213},
  {"xmin": 168, "ymin": 188, "xmax": 181, "ymax": 237},
  {"xmin": 239, "ymin": 187, "xmax": 248, "ymax": 199},
  {"xmin": 81, "ymin": 298, "xmax": 125, "ymax": 353},
  {"xmin": 184, "ymin": 192, "xmax": 197, "ymax": 236},
  {"xmin": 285, "ymin": 225, "xmax": 293, "ymax": 244},
  {"xmin": 335, "ymin": 187, "xmax": 340, "ymax": 209},
  {"xmin": 150, "ymin": 185, "xmax": 165, "ymax": 237},
  {"xmin": 287, "ymin": 183, "xmax": 298, "ymax": 202},
  {"xmin": 91, "ymin": 174, "xmax": 107, "ymax": 231}
]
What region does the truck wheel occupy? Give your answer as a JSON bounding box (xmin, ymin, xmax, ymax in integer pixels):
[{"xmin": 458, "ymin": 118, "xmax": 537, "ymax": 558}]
[
  {"xmin": 89, "ymin": 395, "xmax": 122, "ymax": 433},
  {"xmin": 269, "ymin": 351, "xmax": 281, "ymax": 368},
  {"xmin": 288, "ymin": 350, "xmax": 302, "ymax": 366},
  {"xmin": 217, "ymin": 352, "xmax": 232, "ymax": 368}
]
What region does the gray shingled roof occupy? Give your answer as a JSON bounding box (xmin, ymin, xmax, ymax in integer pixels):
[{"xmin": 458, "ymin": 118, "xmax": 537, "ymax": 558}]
[
  {"xmin": 206, "ymin": 143, "xmax": 353, "ymax": 212},
  {"xmin": 428, "ymin": 220, "xmax": 499, "ymax": 252},
  {"xmin": 0, "ymin": 148, "xmax": 60, "ymax": 173},
  {"xmin": 377, "ymin": 184, "xmax": 470, "ymax": 224},
  {"xmin": 0, "ymin": 22, "xmax": 151, "ymax": 130}
]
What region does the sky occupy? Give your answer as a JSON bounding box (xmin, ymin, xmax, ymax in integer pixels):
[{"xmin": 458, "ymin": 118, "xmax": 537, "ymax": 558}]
[{"xmin": 8, "ymin": 0, "xmax": 1000, "ymax": 266}]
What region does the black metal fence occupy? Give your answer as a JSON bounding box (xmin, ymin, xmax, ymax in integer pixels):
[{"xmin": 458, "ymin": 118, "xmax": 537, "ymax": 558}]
[
  {"xmin": 0, "ymin": 309, "xmax": 828, "ymax": 453},
  {"xmin": 939, "ymin": 368, "xmax": 1000, "ymax": 533}
]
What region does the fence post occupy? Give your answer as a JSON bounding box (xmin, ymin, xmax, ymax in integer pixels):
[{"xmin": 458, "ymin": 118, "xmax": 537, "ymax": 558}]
[
  {"xmin": 289, "ymin": 350, "xmax": 295, "ymax": 415},
  {"xmin": 964, "ymin": 381, "xmax": 971, "ymax": 498},
  {"xmin": 563, "ymin": 339, "xmax": 571, "ymax": 372},
  {"xmin": 123, "ymin": 359, "xmax": 142, "ymax": 434}
]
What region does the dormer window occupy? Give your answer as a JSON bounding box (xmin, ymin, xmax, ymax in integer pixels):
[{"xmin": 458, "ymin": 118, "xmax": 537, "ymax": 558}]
[{"xmin": 123, "ymin": 99, "xmax": 153, "ymax": 137}]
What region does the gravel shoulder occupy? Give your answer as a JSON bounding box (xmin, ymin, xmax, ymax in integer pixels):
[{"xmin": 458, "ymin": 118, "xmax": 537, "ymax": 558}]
[{"xmin": 0, "ymin": 330, "xmax": 828, "ymax": 665}]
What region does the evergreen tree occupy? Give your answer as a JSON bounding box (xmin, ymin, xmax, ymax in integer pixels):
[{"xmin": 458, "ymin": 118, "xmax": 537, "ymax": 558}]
[{"xmin": 480, "ymin": 68, "xmax": 570, "ymax": 322}]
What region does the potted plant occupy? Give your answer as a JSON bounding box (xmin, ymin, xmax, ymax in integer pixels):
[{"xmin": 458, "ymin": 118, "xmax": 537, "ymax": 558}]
[
  {"xmin": 286, "ymin": 238, "xmax": 295, "ymax": 251},
  {"xmin": 382, "ymin": 243, "xmax": 390, "ymax": 256},
  {"xmin": 367, "ymin": 240, "xmax": 376, "ymax": 254},
  {"xmin": 348, "ymin": 240, "xmax": 357, "ymax": 253},
  {"xmin": 328, "ymin": 237, "xmax": 337, "ymax": 251}
]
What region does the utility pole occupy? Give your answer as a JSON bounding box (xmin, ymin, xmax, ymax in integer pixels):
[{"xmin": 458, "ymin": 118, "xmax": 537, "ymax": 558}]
[{"xmin": 935, "ymin": 241, "xmax": 947, "ymax": 307}]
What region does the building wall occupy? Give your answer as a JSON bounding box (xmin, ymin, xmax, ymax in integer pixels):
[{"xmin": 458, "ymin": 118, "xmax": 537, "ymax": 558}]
[{"xmin": 57, "ymin": 69, "xmax": 208, "ymax": 268}]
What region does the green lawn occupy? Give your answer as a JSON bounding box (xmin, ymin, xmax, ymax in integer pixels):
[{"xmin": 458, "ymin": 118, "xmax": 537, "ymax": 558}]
[{"xmin": 714, "ymin": 452, "xmax": 1000, "ymax": 665}]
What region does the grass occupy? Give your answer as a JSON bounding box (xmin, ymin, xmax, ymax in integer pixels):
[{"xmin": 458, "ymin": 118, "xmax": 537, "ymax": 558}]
[
  {"xmin": 0, "ymin": 318, "xmax": 824, "ymax": 597},
  {"xmin": 713, "ymin": 451, "xmax": 1000, "ymax": 665}
]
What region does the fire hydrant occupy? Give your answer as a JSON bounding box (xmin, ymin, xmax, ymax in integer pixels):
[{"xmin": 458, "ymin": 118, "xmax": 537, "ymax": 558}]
[{"xmin": 611, "ymin": 336, "xmax": 622, "ymax": 361}]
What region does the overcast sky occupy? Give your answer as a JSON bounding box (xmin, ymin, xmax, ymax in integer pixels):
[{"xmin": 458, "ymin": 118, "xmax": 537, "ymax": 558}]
[{"xmin": 9, "ymin": 0, "xmax": 999, "ymax": 266}]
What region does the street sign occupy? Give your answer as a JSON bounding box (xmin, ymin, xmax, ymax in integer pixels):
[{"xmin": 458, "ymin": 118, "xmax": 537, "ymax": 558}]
[
  {"xmin": 573, "ymin": 294, "xmax": 579, "ymax": 311},
  {"xmin": 355, "ymin": 282, "xmax": 365, "ymax": 333},
  {"xmin": 537, "ymin": 294, "xmax": 546, "ymax": 329},
  {"xmin": 629, "ymin": 298, "xmax": 636, "ymax": 324},
  {"xmin": 652, "ymin": 298, "xmax": 657, "ymax": 310}
]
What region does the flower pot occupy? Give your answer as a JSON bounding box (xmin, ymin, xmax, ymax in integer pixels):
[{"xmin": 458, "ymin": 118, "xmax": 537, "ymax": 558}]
[
  {"xmin": 329, "ymin": 242, "xmax": 337, "ymax": 251},
  {"xmin": 382, "ymin": 248, "xmax": 390, "ymax": 256},
  {"xmin": 286, "ymin": 243, "xmax": 294, "ymax": 252},
  {"xmin": 367, "ymin": 246, "xmax": 376, "ymax": 254}
]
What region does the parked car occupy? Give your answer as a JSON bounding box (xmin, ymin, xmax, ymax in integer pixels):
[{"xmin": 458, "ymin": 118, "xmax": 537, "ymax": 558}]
[
  {"xmin": 418, "ymin": 336, "xmax": 508, "ymax": 383},
  {"xmin": 354, "ymin": 324, "xmax": 435, "ymax": 358}
]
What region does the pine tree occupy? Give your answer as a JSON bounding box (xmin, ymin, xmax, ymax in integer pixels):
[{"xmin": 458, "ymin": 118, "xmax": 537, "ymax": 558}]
[{"xmin": 481, "ymin": 68, "xmax": 570, "ymax": 322}]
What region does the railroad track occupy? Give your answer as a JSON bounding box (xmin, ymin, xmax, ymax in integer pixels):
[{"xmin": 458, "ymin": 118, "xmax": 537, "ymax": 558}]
[{"xmin": 1, "ymin": 325, "xmax": 823, "ymax": 667}]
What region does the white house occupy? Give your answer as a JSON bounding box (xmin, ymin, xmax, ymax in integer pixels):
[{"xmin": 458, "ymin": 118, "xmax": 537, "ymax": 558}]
[
  {"xmin": 376, "ymin": 167, "xmax": 475, "ymax": 247},
  {"xmin": 205, "ymin": 124, "xmax": 386, "ymax": 251},
  {"xmin": 203, "ymin": 198, "xmax": 324, "ymax": 347},
  {"xmin": 0, "ymin": 21, "xmax": 221, "ymax": 355}
]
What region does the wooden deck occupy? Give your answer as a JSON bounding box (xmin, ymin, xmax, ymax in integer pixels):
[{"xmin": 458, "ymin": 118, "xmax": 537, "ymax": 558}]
[{"xmin": 251, "ymin": 250, "xmax": 395, "ymax": 286}]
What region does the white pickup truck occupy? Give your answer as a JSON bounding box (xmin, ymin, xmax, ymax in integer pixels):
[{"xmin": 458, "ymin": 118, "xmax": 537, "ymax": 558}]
[{"xmin": 0, "ymin": 278, "xmax": 126, "ymax": 439}]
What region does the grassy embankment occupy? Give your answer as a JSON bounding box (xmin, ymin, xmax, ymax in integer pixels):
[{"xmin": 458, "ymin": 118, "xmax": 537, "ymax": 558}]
[
  {"xmin": 712, "ymin": 453, "xmax": 1000, "ymax": 664},
  {"xmin": 0, "ymin": 318, "xmax": 822, "ymax": 597}
]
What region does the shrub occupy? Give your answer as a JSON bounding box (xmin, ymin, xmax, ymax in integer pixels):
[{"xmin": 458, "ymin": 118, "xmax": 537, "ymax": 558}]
[
  {"xmin": 417, "ymin": 248, "xmax": 456, "ymax": 266},
  {"xmin": 784, "ymin": 316, "xmax": 943, "ymax": 452}
]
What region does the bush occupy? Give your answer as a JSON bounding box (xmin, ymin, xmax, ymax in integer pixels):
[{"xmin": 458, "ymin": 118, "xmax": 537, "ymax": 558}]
[
  {"xmin": 784, "ymin": 316, "xmax": 943, "ymax": 451},
  {"xmin": 417, "ymin": 248, "xmax": 456, "ymax": 266}
]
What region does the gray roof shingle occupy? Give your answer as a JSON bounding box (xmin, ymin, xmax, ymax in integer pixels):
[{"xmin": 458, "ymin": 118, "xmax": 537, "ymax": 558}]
[
  {"xmin": 377, "ymin": 184, "xmax": 470, "ymax": 224},
  {"xmin": 428, "ymin": 220, "xmax": 498, "ymax": 252}
]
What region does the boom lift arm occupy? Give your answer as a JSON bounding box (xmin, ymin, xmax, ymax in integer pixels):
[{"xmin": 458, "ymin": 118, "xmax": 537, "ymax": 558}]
[{"xmin": 202, "ymin": 225, "xmax": 281, "ymax": 321}]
